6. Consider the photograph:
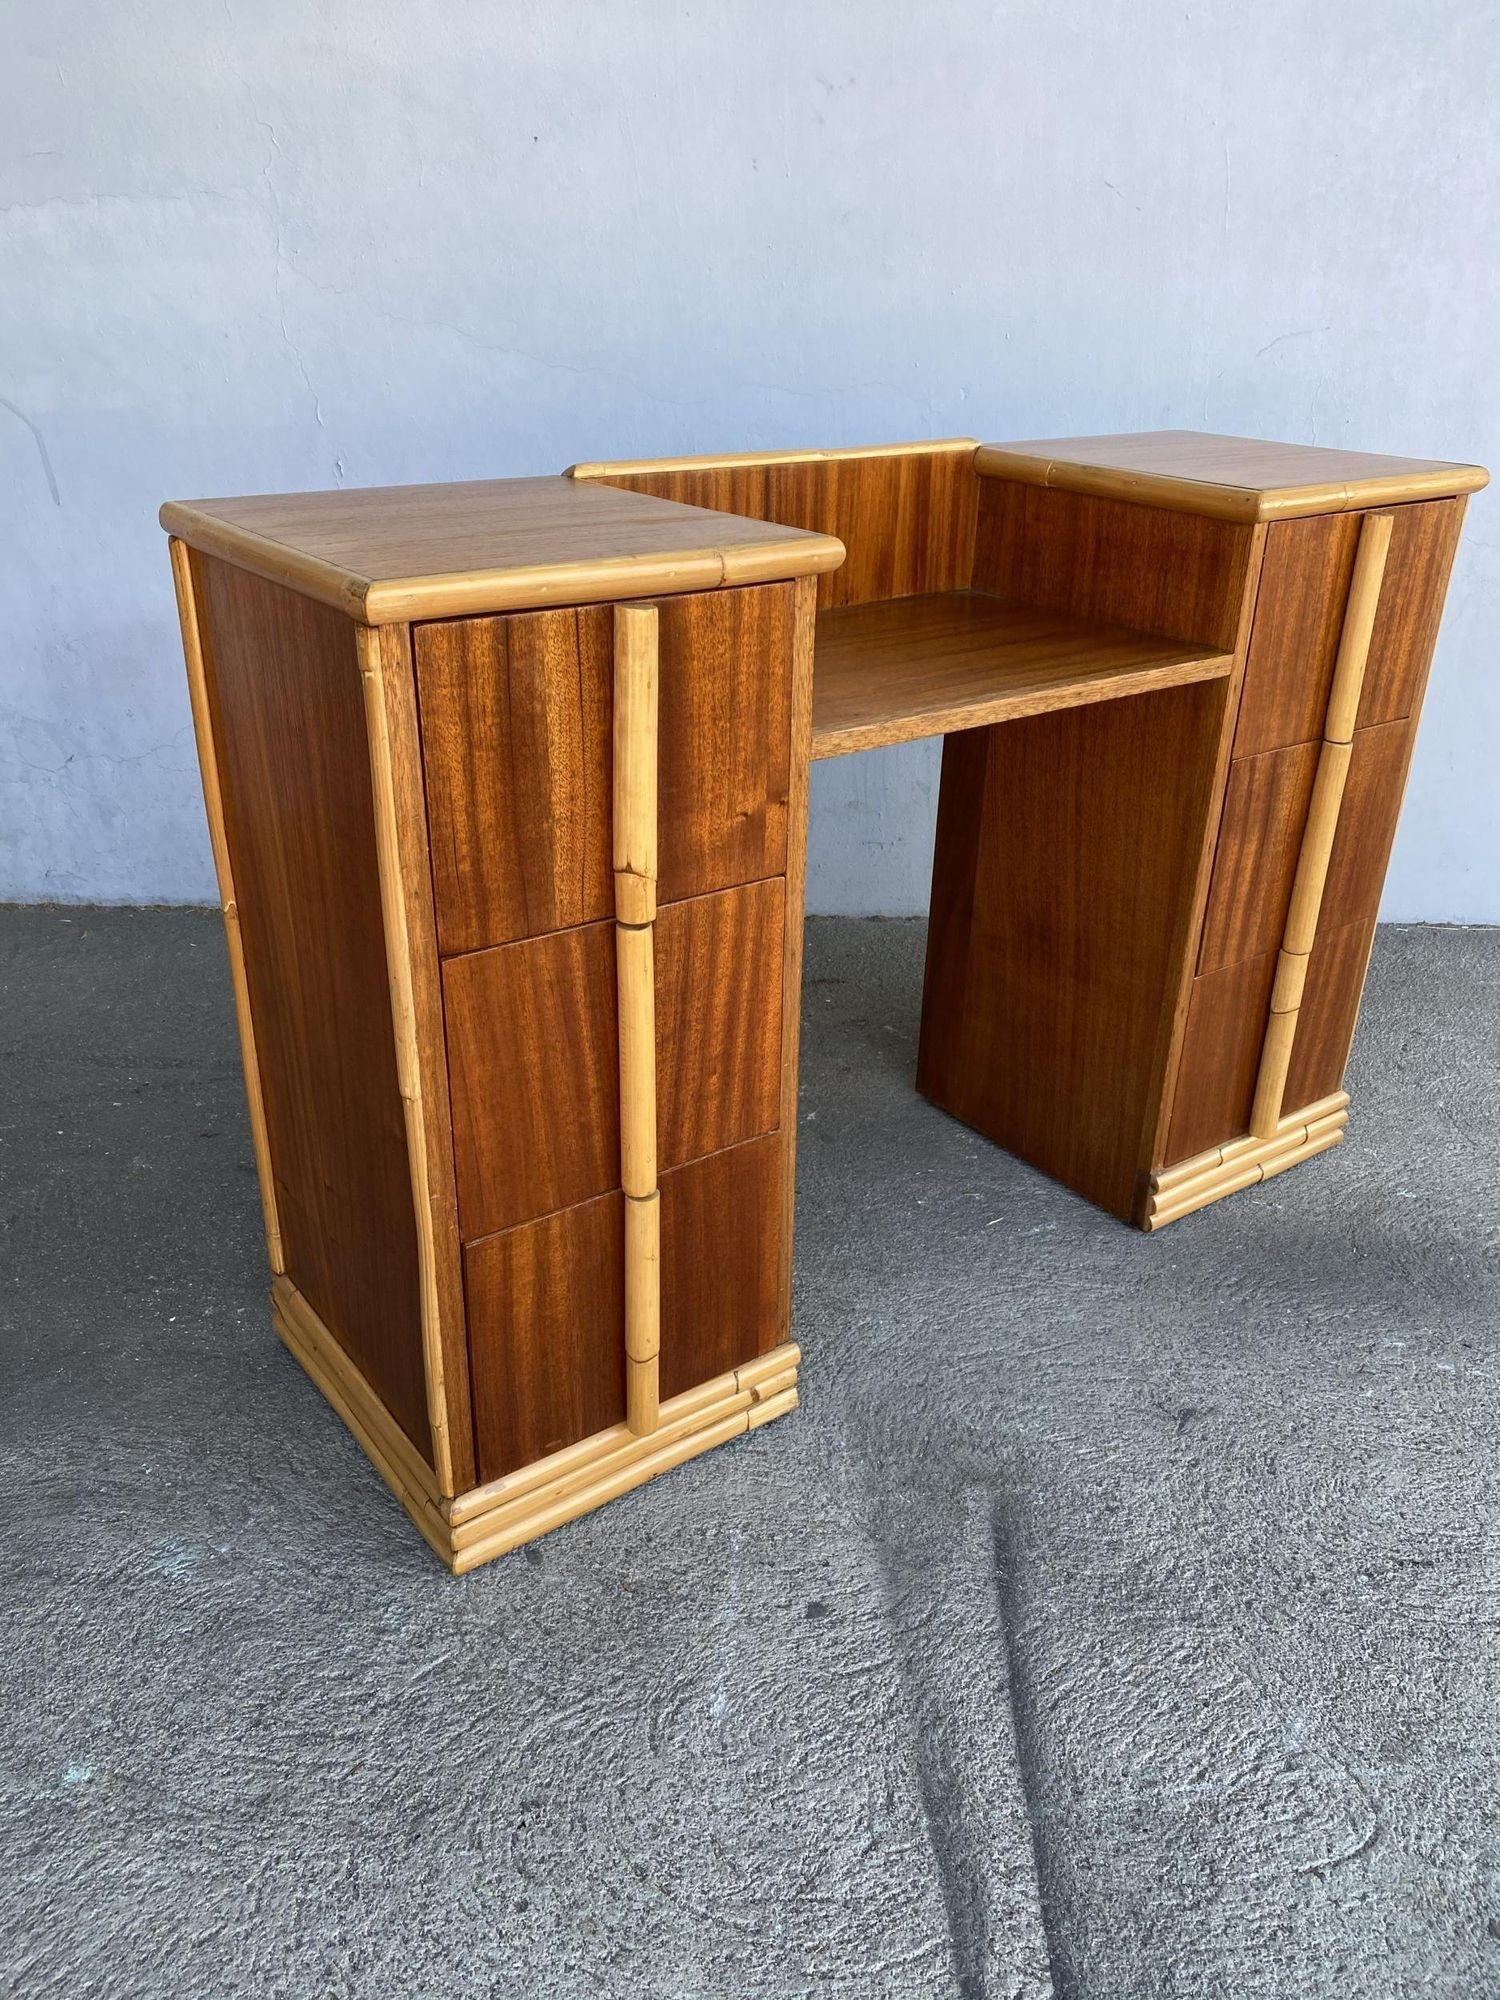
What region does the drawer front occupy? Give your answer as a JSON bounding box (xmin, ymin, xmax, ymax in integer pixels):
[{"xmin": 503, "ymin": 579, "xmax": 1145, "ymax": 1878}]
[
  {"xmin": 445, "ymin": 877, "xmax": 785, "ymax": 1240},
  {"xmin": 1234, "ymin": 514, "xmax": 1360, "ymax": 759},
  {"xmin": 1319, "ymin": 718, "xmax": 1415, "ymax": 932},
  {"xmin": 416, "ymin": 585, "xmax": 796, "ymax": 956},
  {"xmin": 1198, "ymin": 740, "xmax": 1319, "ymax": 974},
  {"xmin": 1163, "ymin": 950, "xmax": 1277, "ymax": 1167},
  {"xmin": 1357, "ymin": 498, "xmax": 1465, "ymax": 729},
  {"xmin": 466, "ymin": 1132, "xmax": 784, "ymax": 1480},
  {"xmin": 1285, "ymin": 915, "xmax": 1377, "ymax": 1110},
  {"xmin": 1234, "ymin": 500, "xmax": 1463, "ymax": 762}
]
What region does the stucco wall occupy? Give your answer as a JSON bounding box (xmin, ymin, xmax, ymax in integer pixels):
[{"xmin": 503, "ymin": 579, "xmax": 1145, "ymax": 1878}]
[{"xmin": 3, "ymin": 0, "xmax": 1495, "ymax": 913}]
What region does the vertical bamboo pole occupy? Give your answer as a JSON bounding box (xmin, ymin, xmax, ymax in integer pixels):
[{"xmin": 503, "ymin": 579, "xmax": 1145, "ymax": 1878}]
[
  {"xmin": 614, "ymin": 604, "xmax": 661, "ymax": 1436},
  {"xmin": 1248, "ymin": 511, "xmax": 1393, "ymax": 1139},
  {"xmin": 357, "ymin": 624, "xmax": 457, "ymax": 1495},
  {"xmin": 169, "ymin": 538, "xmax": 285, "ymax": 1276}
]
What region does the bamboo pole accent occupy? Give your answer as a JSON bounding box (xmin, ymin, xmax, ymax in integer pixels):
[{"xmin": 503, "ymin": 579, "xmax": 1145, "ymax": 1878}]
[
  {"xmin": 357, "ymin": 625, "xmax": 457, "ymax": 1495},
  {"xmin": 169, "ymin": 538, "xmax": 284, "ymax": 1276},
  {"xmin": 271, "ymin": 1275, "xmax": 451, "ymax": 1564},
  {"xmin": 1145, "ymin": 1100, "xmax": 1350, "ymax": 1230},
  {"xmin": 451, "ymin": 1385, "xmax": 800, "ymax": 1574},
  {"xmin": 567, "ymin": 438, "xmax": 981, "ymax": 482},
  {"xmin": 613, "ymin": 605, "xmax": 660, "ymax": 924},
  {"xmin": 613, "ymin": 603, "xmax": 662, "ymax": 1436},
  {"xmin": 624, "ymin": 1186, "xmax": 661, "ymax": 1434},
  {"xmin": 1151, "ymin": 1092, "xmax": 1350, "ymax": 1195},
  {"xmin": 616, "ymin": 923, "xmax": 657, "ymax": 1195},
  {"xmin": 1248, "ymin": 512, "xmax": 1393, "ymax": 1140},
  {"xmin": 279, "ymin": 1251, "xmax": 801, "ymax": 1571},
  {"xmin": 446, "ymin": 1342, "xmax": 802, "ymax": 1527}
]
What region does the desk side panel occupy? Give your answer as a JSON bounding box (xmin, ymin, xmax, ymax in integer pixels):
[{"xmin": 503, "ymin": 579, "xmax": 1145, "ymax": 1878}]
[
  {"xmin": 917, "ymin": 677, "xmax": 1231, "ymax": 1219},
  {"xmin": 191, "ymin": 553, "xmax": 433, "ymax": 1456},
  {"xmin": 973, "ymin": 478, "xmax": 1257, "ymax": 651}
]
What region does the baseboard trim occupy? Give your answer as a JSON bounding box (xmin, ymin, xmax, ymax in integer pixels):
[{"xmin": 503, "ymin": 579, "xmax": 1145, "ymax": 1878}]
[
  {"xmin": 270, "ymin": 1274, "xmax": 800, "ymax": 1572},
  {"xmin": 1145, "ymin": 1092, "xmax": 1350, "ymax": 1230}
]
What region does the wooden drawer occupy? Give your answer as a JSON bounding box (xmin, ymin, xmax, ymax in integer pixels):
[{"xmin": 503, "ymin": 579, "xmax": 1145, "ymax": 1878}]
[
  {"xmin": 1357, "ymin": 499, "xmax": 1465, "ymax": 729},
  {"xmin": 1198, "ymin": 740, "xmax": 1319, "ymax": 973},
  {"xmin": 444, "ymin": 876, "xmax": 785, "ymax": 1239},
  {"xmin": 1285, "ymin": 915, "xmax": 1377, "ymax": 1109},
  {"xmin": 465, "ymin": 1132, "xmax": 784, "ymax": 1479},
  {"xmin": 1234, "ymin": 514, "xmax": 1360, "ymax": 758},
  {"xmin": 1234, "ymin": 500, "xmax": 1464, "ymax": 760},
  {"xmin": 1318, "ymin": 718, "xmax": 1414, "ymax": 931},
  {"xmin": 415, "ymin": 584, "xmax": 796, "ymax": 956},
  {"xmin": 1163, "ymin": 950, "xmax": 1277, "ymax": 1167}
]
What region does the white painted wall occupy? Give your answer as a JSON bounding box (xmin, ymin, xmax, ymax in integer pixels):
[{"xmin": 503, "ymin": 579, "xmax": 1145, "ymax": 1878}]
[{"xmin": 4, "ymin": 0, "xmax": 1496, "ymax": 915}]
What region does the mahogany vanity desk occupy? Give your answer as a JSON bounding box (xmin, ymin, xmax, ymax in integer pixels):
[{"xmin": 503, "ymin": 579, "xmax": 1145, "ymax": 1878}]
[{"xmin": 163, "ymin": 431, "xmax": 1487, "ymax": 1571}]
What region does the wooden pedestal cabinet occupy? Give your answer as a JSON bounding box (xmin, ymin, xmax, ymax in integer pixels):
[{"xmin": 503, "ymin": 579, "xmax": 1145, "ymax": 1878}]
[{"xmin": 165, "ymin": 476, "xmax": 841, "ymax": 1570}]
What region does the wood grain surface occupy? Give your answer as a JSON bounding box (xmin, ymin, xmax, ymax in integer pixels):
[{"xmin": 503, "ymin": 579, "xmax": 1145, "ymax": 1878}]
[
  {"xmin": 810, "ymin": 591, "xmax": 1232, "ymax": 759},
  {"xmin": 975, "ymin": 430, "xmax": 1486, "ymax": 521},
  {"xmin": 1284, "ymin": 916, "xmax": 1380, "ymax": 1109},
  {"xmin": 445, "ymin": 879, "xmax": 785, "ymax": 1241},
  {"xmin": 416, "ymin": 586, "xmax": 795, "ymax": 956},
  {"xmin": 574, "ymin": 443, "xmax": 978, "ymax": 609},
  {"xmin": 918, "ymin": 677, "xmax": 1229, "ymax": 1218},
  {"xmin": 1163, "ymin": 949, "xmax": 1280, "ymax": 1167},
  {"xmin": 163, "ymin": 475, "xmax": 843, "ymax": 622},
  {"xmin": 1358, "ymin": 498, "xmax": 1467, "ymax": 728},
  {"xmin": 1234, "ymin": 513, "xmax": 1362, "ymax": 757},
  {"xmin": 972, "ymin": 478, "xmax": 1257, "ymax": 650},
  {"xmin": 1197, "ymin": 740, "xmax": 1320, "ymax": 974},
  {"xmin": 464, "ymin": 1132, "xmax": 784, "ymax": 1479},
  {"xmin": 191, "ymin": 553, "xmax": 431, "ymax": 1453}
]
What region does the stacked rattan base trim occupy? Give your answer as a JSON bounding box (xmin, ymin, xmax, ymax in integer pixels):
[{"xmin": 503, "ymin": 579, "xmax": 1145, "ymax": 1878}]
[
  {"xmin": 270, "ymin": 1275, "xmax": 799, "ymax": 1574},
  {"xmin": 1144, "ymin": 1091, "xmax": 1350, "ymax": 1231}
]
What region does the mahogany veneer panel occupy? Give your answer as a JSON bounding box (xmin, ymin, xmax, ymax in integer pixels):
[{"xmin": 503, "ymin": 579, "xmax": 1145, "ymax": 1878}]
[
  {"xmin": 417, "ymin": 586, "xmax": 795, "ymax": 956},
  {"xmin": 1163, "ymin": 949, "xmax": 1279, "ymax": 1167},
  {"xmin": 1320, "ymin": 719, "xmax": 1416, "ymax": 931},
  {"xmin": 972, "ymin": 478, "xmax": 1258, "ymax": 650},
  {"xmin": 917, "ymin": 678, "xmax": 1228, "ymax": 1218},
  {"xmin": 417, "ymin": 606, "xmax": 613, "ymax": 953},
  {"xmin": 810, "ymin": 591, "xmax": 1232, "ymax": 758},
  {"xmin": 1198, "ymin": 740, "xmax": 1320, "ymax": 974},
  {"xmin": 466, "ymin": 1189, "xmax": 625, "ymax": 1480},
  {"xmin": 1358, "ymin": 499, "xmax": 1466, "ymax": 728},
  {"xmin": 1234, "ymin": 514, "xmax": 1362, "ymax": 757},
  {"xmin": 584, "ymin": 446, "xmax": 979, "ymax": 609},
  {"xmin": 465, "ymin": 1133, "xmax": 783, "ymax": 1479},
  {"xmin": 660, "ymin": 1133, "xmax": 784, "ymax": 1400},
  {"xmin": 1285, "ymin": 916, "xmax": 1379, "ymax": 1110},
  {"xmin": 445, "ymin": 878, "xmax": 785, "ymax": 1240},
  {"xmin": 656, "ymin": 879, "xmax": 786, "ymax": 1166},
  {"xmin": 192, "ymin": 553, "xmax": 430, "ymax": 1452}
]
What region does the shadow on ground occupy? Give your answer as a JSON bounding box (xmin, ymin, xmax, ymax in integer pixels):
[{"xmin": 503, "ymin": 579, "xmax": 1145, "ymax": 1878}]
[{"xmin": 2, "ymin": 909, "xmax": 1495, "ymax": 1998}]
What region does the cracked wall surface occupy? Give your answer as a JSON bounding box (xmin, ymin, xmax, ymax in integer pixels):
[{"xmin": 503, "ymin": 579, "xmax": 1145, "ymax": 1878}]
[{"xmin": 2, "ymin": 1, "xmax": 1498, "ymax": 915}]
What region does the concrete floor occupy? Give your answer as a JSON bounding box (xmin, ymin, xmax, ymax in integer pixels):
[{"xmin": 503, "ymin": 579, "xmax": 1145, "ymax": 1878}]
[{"xmin": 2, "ymin": 909, "xmax": 1497, "ymax": 2000}]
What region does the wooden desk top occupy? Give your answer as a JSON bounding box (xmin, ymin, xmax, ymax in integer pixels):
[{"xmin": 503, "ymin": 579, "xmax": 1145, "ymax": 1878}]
[
  {"xmin": 161, "ymin": 475, "xmax": 846, "ymax": 624},
  {"xmin": 975, "ymin": 430, "xmax": 1488, "ymax": 522}
]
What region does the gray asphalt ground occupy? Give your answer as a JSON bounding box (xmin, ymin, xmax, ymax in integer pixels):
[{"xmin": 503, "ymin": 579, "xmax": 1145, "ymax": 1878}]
[{"xmin": 3, "ymin": 908, "xmax": 1496, "ymax": 1998}]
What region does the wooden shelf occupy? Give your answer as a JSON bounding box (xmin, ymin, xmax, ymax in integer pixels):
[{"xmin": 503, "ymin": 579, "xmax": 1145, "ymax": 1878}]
[{"xmin": 810, "ymin": 591, "xmax": 1234, "ymax": 760}]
